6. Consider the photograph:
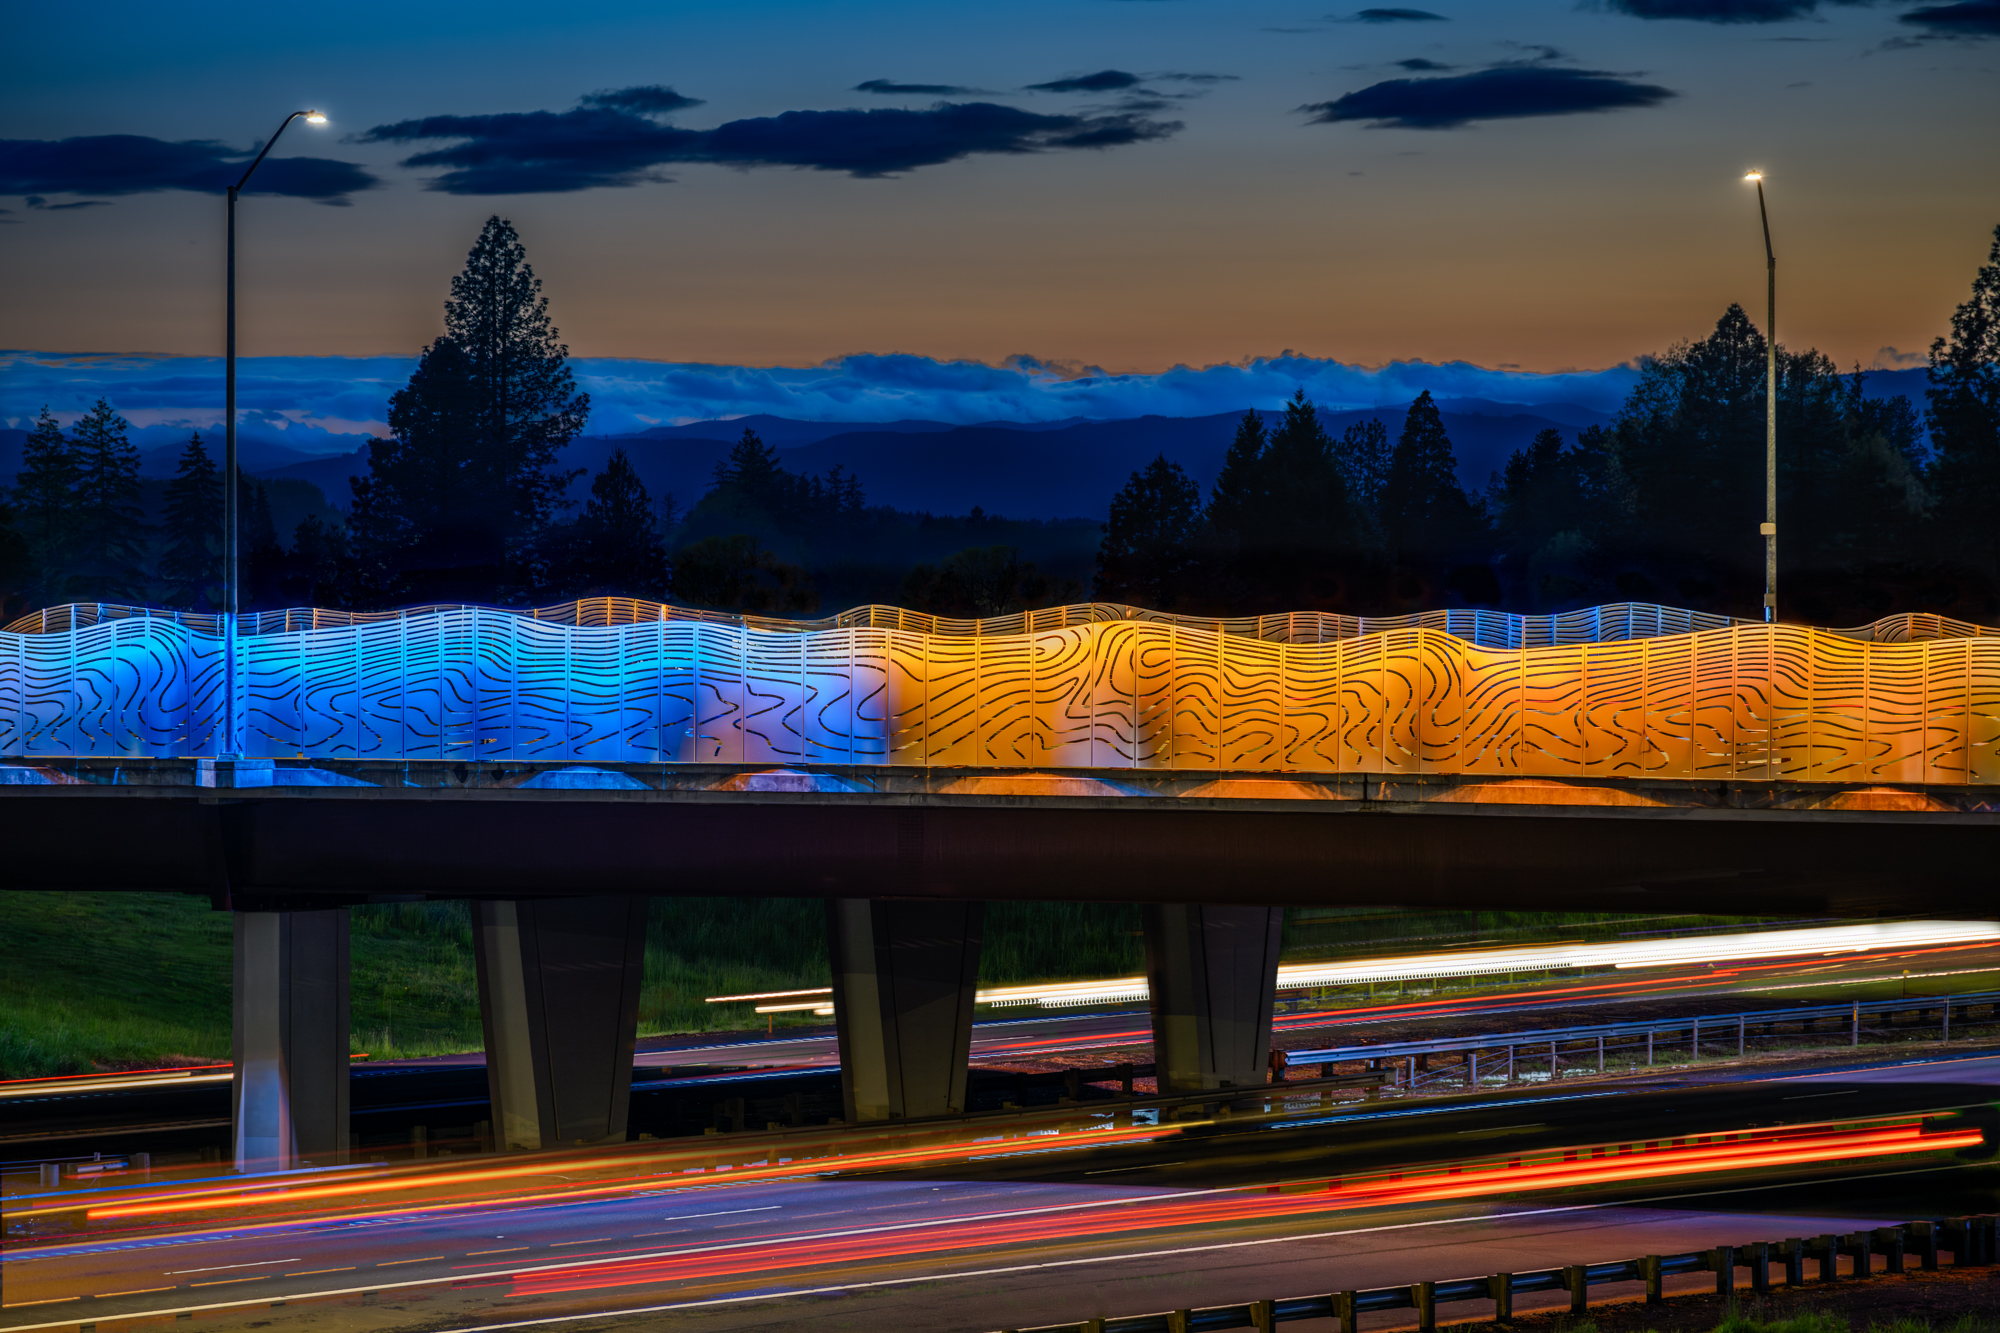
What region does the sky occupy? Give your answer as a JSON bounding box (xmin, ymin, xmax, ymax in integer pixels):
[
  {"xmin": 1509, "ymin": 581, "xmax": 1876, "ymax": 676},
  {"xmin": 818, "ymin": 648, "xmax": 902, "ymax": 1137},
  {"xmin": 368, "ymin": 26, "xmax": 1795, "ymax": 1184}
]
[{"xmin": 3, "ymin": 0, "xmax": 1997, "ymax": 435}]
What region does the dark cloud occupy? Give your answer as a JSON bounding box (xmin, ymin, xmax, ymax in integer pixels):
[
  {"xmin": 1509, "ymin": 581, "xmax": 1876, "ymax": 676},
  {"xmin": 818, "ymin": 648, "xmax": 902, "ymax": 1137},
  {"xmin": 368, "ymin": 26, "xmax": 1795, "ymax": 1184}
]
[
  {"xmin": 1303, "ymin": 66, "xmax": 1676, "ymax": 128},
  {"xmin": 1395, "ymin": 57, "xmax": 1456, "ymax": 69},
  {"xmin": 1598, "ymin": 0, "xmax": 1863, "ymax": 20},
  {"xmin": 1900, "ymin": 0, "xmax": 2000, "ymax": 34},
  {"xmin": 1153, "ymin": 71, "xmax": 1240, "ymax": 82},
  {"xmin": 854, "ymin": 79, "xmax": 977, "ymax": 95},
  {"xmin": 580, "ymin": 85, "xmax": 704, "ymax": 114},
  {"xmin": 1347, "ymin": 8, "xmax": 1449, "ymax": 21},
  {"xmin": 0, "ymin": 135, "xmax": 378, "ymax": 202},
  {"xmin": 25, "ymin": 194, "xmax": 108, "ymax": 210},
  {"xmin": 1027, "ymin": 70, "xmax": 1144, "ymax": 92},
  {"xmin": 362, "ymin": 92, "xmax": 1181, "ymax": 192}
]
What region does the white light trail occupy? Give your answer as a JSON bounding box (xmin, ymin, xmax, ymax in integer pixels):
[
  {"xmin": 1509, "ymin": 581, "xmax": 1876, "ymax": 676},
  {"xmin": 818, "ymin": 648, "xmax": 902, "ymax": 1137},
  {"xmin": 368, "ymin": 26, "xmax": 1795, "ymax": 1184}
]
[{"xmin": 972, "ymin": 920, "xmax": 2000, "ymax": 1009}]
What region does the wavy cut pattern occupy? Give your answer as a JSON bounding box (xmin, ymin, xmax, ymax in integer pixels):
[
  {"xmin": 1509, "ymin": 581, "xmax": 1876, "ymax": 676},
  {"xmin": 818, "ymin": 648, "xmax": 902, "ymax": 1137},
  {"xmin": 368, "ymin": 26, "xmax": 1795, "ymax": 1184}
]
[{"xmin": 4, "ymin": 603, "xmax": 2000, "ymax": 783}]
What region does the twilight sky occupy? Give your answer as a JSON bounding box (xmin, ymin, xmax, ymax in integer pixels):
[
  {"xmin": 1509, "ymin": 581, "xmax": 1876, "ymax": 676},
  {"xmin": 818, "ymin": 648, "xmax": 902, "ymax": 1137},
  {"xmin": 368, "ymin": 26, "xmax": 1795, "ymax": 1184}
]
[{"xmin": 3, "ymin": 0, "xmax": 1997, "ymax": 396}]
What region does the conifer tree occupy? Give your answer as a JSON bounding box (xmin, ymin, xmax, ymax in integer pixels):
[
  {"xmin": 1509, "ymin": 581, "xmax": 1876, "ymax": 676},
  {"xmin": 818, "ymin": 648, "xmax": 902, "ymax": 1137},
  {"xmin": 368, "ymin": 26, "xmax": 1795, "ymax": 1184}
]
[
  {"xmin": 1094, "ymin": 454, "xmax": 1203, "ymax": 609},
  {"xmin": 567, "ymin": 447, "xmax": 671, "ymax": 598},
  {"xmin": 161, "ymin": 432, "xmax": 222, "ymax": 609},
  {"xmin": 1927, "ymin": 224, "xmax": 2000, "ymax": 575},
  {"xmin": 348, "ymin": 216, "xmax": 588, "ymax": 603},
  {"xmin": 68, "ymin": 398, "xmax": 146, "ymax": 601},
  {"xmin": 1335, "ymin": 417, "xmax": 1391, "ymax": 515},
  {"xmin": 1381, "ymin": 390, "xmax": 1485, "ymax": 570},
  {"xmin": 12, "ymin": 406, "xmax": 79, "ymax": 605}
]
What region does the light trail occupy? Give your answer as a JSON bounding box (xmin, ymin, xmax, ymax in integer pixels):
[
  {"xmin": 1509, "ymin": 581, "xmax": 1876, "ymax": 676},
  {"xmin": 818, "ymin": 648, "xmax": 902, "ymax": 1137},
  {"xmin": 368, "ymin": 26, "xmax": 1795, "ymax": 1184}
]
[
  {"xmin": 974, "ymin": 921, "xmax": 1999, "ymax": 1009},
  {"xmin": 60, "ymin": 1123, "xmax": 1182, "ymax": 1237},
  {"xmin": 507, "ymin": 1116, "xmax": 1981, "ymax": 1297}
]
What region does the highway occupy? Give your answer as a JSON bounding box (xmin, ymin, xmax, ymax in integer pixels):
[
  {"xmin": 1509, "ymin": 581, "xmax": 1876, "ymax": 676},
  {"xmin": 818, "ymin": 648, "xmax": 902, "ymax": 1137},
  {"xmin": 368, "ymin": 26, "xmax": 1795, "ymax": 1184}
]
[
  {"xmin": 637, "ymin": 936, "xmax": 2000, "ymax": 1074},
  {"xmin": 5, "ymin": 1048, "xmax": 1995, "ymax": 1333}
]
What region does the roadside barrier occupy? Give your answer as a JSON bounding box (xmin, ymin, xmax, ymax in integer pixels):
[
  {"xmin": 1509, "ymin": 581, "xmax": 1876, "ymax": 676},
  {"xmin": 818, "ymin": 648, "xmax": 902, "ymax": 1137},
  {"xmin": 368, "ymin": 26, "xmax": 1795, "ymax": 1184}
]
[
  {"xmin": 1000, "ymin": 1214, "xmax": 2000, "ymax": 1333},
  {"xmin": 1286, "ymin": 990, "xmax": 2000, "ymax": 1096}
]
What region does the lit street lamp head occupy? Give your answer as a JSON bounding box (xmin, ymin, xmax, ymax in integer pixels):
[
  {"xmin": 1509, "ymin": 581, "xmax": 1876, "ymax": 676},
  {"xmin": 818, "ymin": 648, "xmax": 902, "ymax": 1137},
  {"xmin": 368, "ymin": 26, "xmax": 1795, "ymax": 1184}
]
[
  {"xmin": 304, "ymin": 110, "xmax": 327, "ymax": 123},
  {"xmin": 1743, "ymin": 170, "xmax": 1763, "ymax": 181}
]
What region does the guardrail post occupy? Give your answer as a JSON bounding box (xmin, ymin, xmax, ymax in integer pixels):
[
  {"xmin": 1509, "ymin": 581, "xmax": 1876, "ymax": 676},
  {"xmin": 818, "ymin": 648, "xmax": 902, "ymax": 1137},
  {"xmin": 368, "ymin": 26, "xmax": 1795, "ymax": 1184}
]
[
  {"xmin": 1786, "ymin": 1236, "xmax": 1808, "ymax": 1278},
  {"xmin": 1748, "ymin": 1241, "xmax": 1770, "ymax": 1292},
  {"xmin": 1818, "ymin": 1233, "xmax": 1840, "ymax": 1282},
  {"xmin": 1550, "ymin": 1040, "xmax": 1559, "ymax": 1082},
  {"xmin": 1647, "ymin": 1031, "xmax": 1654, "ymax": 1066},
  {"xmin": 1335, "ymin": 1290, "xmax": 1358, "ymax": 1333},
  {"xmin": 1911, "ymin": 1222, "xmax": 1939, "ymax": 1271},
  {"xmin": 1942, "ymin": 995, "xmax": 1951, "ymax": 1042},
  {"xmin": 1642, "ymin": 1255, "xmax": 1663, "ymax": 1304},
  {"xmin": 1737, "ymin": 1016, "xmax": 1745, "ymax": 1057},
  {"xmin": 38, "ymin": 1163, "xmax": 59, "ymax": 1189},
  {"xmin": 1710, "ymin": 1245, "xmax": 1735, "ymax": 1295},
  {"xmin": 1851, "ymin": 1001, "xmax": 1860, "ymax": 1046},
  {"xmin": 1167, "ymin": 1309, "xmax": 1192, "ymax": 1333},
  {"xmin": 1692, "ymin": 1015, "xmax": 1700, "ymax": 1059},
  {"xmin": 1468, "ymin": 1050, "xmax": 1479, "ymax": 1089},
  {"xmin": 1849, "ymin": 1232, "xmax": 1871, "ymax": 1279},
  {"xmin": 1597, "ymin": 1035, "xmax": 1605, "ymax": 1073},
  {"xmin": 1563, "ymin": 1265, "xmax": 1587, "ymax": 1313},
  {"xmin": 1507, "ymin": 1045, "xmax": 1515, "ymax": 1083},
  {"xmin": 1872, "ymin": 1216, "xmax": 1904, "ymax": 1272},
  {"xmin": 1412, "ymin": 1281, "xmax": 1436, "ymax": 1333},
  {"xmin": 1488, "ymin": 1273, "xmax": 1514, "ymax": 1320},
  {"xmin": 1250, "ymin": 1298, "xmax": 1276, "ymax": 1333}
]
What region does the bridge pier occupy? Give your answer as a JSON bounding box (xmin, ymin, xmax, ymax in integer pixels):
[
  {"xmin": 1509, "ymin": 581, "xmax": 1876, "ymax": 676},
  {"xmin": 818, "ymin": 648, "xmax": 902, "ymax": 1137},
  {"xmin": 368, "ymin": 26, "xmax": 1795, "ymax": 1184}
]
[
  {"xmin": 471, "ymin": 896, "xmax": 648, "ymax": 1150},
  {"xmin": 827, "ymin": 899, "xmax": 983, "ymax": 1122},
  {"xmin": 232, "ymin": 909, "xmax": 350, "ymax": 1172},
  {"xmin": 1143, "ymin": 904, "xmax": 1283, "ymax": 1094}
]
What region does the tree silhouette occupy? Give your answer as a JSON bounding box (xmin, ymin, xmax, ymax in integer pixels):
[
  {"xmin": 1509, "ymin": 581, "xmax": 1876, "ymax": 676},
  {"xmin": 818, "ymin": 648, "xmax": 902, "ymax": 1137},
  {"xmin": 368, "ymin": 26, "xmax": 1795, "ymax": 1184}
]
[
  {"xmin": 1926, "ymin": 224, "xmax": 2000, "ymax": 577},
  {"xmin": 1487, "ymin": 426, "xmax": 1610, "ymax": 609},
  {"xmin": 161, "ymin": 433, "xmax": 221, "ymax": 609},
  {"xmin": 12, "ymin": 407, "xmax": 78, "ymax": 607},
  {"xmin": 563, "ymin": 447, "xmax": 671, "ymax": 599},
  {"xmin": 1203, "ymin": 392, "xmax": 1359, "ymax": 609},
  {"xmin": 68, "ymin": 399, "xmax": 146, "ymax": 602},
  {"xmin": 1094, "ymin": 454, "xmax": 1202, "ymax": 609},
  {"xmin": 348, "ymin": 216, "xmax": 589, "ymax": 603},
  {"xmin": 1381, "ymin": 391, "xmax": 1486, "ymax": 578}
]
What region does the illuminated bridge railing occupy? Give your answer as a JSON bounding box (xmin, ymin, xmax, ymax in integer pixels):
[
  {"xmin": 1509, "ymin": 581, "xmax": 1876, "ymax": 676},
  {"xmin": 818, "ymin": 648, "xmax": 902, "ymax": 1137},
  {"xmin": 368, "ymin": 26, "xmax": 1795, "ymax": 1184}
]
[
  {"xmin": 4, "ymin": 599, "xmax": 2000, "ymax": 782},
  {"xmin": 11, "ymin": 596, "xmax": 1998, "ymax": 648}
]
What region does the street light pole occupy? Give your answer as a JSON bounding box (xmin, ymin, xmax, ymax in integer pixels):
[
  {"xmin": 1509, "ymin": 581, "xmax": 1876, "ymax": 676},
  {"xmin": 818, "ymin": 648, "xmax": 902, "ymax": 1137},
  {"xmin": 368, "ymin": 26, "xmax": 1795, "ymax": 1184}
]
[
  {"xmin": 1745, "ymin": 171, "xmax": 1777, "ymax": 624},
  {"xmin": 222, "ymin": 109, "xmax": 324, "ymax": 756}
]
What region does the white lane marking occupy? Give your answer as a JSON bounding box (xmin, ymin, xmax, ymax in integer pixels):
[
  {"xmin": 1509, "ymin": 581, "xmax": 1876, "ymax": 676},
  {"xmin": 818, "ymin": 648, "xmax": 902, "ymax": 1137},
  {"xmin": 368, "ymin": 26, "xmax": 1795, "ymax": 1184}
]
[
  {"xmin": 163, "ymin": 1259, "xmax": 300, "ymax": 1276},
  {"xmin": 661, "ymin": 1207, "xmax": 780, "ymax": 1221},
  {"xmin": 1782, "ymin": 1091, "xmax": 1859, "ymax": 1100},
  {"xmin": 7, "ymin": 1160, "xmax": 1970, "ymax": 1332},
  {"xmin": 1084, "ymin": 1163, "xmax": 1186, "ymax": 1176}
]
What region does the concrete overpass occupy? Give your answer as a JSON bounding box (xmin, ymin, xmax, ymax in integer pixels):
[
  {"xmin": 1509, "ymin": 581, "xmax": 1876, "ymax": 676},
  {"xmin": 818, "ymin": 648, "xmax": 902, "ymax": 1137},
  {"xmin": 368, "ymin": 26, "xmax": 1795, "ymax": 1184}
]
[{"xmin": 5, "ymin": 597, "xmax": 1996, "ymax": 1175}]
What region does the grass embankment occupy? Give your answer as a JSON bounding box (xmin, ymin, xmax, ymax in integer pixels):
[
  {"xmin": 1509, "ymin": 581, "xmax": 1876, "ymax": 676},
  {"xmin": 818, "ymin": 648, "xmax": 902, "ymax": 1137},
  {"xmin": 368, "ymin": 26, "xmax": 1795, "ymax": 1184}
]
[
  {"xmin": 0, "ymin": 893, "xmax": 1152, "ymax": 1075},
  {"xmin": 4, "ymin": 896, "xmax": 1970, "ymax": 1077}
]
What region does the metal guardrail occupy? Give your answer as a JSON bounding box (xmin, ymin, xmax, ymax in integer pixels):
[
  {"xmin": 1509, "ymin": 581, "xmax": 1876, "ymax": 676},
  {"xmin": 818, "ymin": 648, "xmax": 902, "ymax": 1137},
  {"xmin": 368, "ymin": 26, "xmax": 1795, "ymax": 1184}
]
[
  {"xmin": 1002, "ymin": 1215, "xmax": 2000, "ymax": 1333},
  {"xmin": 1286, "ymin": 990, "xmax": 2000, "ymax": 1096}
]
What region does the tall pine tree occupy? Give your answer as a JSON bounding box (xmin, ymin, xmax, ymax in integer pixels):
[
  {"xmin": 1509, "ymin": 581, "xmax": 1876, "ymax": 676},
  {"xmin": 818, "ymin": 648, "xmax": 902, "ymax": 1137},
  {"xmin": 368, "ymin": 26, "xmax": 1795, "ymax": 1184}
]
[
  {"xmin": 1926, "ymin": 224, "xmax": 2000, "ymax": 577},
  {"xmin": 12, "ymin": 406, "xmax": 78, "ymax": 607},
  {"xmin": 348, "ymin": 217, "xmax": 589, "ymax": 603},
  {"xmin": 68, "ymin": 399, "xmax": 146, "ymax": 602},
  {"xmin": 161, "ymin": 432, "xmax": 222, "ymax": 609},
  {"xmin": 1380, "ymin": 390, "xmax": 1486, "ymax": 579},
  {"xmin": 1094, "ymin": 454, "xmax": 1203, "ymax": 609}
]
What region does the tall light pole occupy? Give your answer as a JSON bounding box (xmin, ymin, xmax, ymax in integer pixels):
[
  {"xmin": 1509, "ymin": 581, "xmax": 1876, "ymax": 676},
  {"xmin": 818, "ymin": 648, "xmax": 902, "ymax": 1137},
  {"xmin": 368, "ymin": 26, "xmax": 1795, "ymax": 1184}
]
[
  {"xmin": 1744, "ymin": 170, "xmax": 1777, "ymax": 624},
  {"xmin": 222, "ymin": 109, "xmax": 325, "ymax": 756}
]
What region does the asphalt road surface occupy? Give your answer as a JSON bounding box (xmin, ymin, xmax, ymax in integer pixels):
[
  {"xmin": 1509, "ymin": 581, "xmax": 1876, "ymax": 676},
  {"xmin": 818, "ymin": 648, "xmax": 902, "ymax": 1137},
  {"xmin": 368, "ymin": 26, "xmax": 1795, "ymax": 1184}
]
[{"xmin": 6, "ymin": 1049, "xmax": 1995, "ymax": 1333}]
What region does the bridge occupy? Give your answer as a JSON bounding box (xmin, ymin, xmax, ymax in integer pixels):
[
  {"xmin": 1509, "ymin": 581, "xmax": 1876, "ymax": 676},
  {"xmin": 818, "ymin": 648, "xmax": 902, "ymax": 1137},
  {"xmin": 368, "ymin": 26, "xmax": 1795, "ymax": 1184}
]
[{"xmin": 4, "ymin": 597, "xmax": 1996, "ymax": 1172}]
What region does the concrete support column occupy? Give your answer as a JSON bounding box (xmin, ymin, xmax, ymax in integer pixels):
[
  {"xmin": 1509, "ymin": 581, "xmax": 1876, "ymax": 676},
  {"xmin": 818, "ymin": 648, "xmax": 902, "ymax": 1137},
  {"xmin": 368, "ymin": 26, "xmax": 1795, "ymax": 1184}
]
[
  {"xmin": 1143, "ymin": 904, "xmax": 1282, "ymax": 1094},
  {"xmin": 232, "ymin": 909, "xmax": 350, "ymax": 1173},
  {"xmin": 826, "ymin": 899, "xmax": 983, "ymax": 1122},
  {"xmin": 472, "ymin": 896, "xmax": 647, "ymax": 1151}
]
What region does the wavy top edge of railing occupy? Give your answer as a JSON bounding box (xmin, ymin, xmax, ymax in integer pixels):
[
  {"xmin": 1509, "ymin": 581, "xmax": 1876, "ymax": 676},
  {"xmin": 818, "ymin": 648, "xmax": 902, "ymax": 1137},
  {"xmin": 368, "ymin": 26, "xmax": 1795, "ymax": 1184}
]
[{"xmin": 5, "ymin": 597, "xmax": 1997, "ymax": 647}]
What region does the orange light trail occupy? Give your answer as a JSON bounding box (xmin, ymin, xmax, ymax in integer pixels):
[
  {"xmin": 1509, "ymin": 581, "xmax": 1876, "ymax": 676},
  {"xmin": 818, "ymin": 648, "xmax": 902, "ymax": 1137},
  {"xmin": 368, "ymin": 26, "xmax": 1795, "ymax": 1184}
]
[
  {"xmin": 78, "ymin": 1124, "xmax": 1181, "ymax": 1232},
  {"xmin": 509, "ymin": 1119, "xmax": 1981, "ymax": 1298}
]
